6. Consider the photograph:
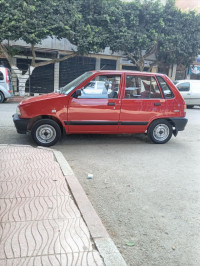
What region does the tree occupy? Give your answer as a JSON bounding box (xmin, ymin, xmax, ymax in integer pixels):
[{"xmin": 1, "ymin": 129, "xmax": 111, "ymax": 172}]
[
  {"xmin": 106, "ymin": 0, "xmax": 200, "ymax": 73},
  {"xmin": 157, "ymin": 0, "xmax": 200, "ymax": 68},
  {"xmin": 106, "ymin": 0, "xmax": 165, "ymax": 71},
  {"xmin": 0, "ymin": 0, "xmax": 107, "ymax": 95}
]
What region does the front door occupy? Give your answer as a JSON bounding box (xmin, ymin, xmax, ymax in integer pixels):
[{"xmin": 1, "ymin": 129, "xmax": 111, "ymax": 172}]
[
  {"xmin": 119, "ymin": 74, "xmax": 166, "ymax": 133},
  {"xmin": 67, "ymin": 74, "xmax": 122, "ymax": 133}
]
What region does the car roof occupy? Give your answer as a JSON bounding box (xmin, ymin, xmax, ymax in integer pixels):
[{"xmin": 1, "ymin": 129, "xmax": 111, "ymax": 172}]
[
  {"xmin": 91, "ymin": 70, "xmax": 166, "ymax": 77},
  {"xmin": 175, "ymin": 80, "xmax": 200, "ymax": 83}
]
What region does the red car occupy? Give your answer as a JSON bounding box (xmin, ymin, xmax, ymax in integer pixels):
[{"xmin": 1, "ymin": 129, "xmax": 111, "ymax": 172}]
[{"xmin": 13, "ymin": 70, "xmax": 188, "ymax": 146}]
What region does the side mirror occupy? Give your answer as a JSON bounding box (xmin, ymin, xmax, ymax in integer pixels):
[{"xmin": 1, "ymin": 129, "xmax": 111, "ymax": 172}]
[{"xmin": 73, "ymin": 89, "xmax": 81, "ymax": 98}]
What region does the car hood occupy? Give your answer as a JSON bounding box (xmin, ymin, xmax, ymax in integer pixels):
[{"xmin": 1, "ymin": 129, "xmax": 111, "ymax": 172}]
[{"xmin": 19, "ymin": 93, "xmax": 65, "ymax": 105}]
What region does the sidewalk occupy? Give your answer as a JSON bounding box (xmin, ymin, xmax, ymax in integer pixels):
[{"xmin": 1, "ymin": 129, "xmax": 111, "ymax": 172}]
[{"xmin": 0, "ymin": 145, "xmax": 127, "ymax": 266}]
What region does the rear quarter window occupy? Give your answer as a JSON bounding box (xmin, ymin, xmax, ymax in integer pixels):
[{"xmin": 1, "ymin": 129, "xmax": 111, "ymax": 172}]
[
  {"xmin": 156, "ymin": 76, "xmax": 174, "ymax": 98},
  {"xmin": 0, "ymin": 71, "xmax": 4, "ymax": 80}
]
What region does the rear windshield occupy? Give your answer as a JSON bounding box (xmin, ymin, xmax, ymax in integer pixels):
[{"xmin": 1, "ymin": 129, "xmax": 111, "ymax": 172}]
[{"xmin": 0, "ymin": 71, "xmax": 3, "ymax": 80}]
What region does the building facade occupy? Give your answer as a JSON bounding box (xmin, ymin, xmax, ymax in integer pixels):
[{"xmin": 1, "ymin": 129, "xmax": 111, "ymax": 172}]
[{"xmin": 175, "ymin": 0, "xmax": 200, "ymax": 12}]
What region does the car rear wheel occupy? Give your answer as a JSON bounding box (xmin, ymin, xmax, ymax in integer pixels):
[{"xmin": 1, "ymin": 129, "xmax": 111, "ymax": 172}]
[
  {"xmin": 148, "ymin": 119, "xmax": 173, "ymax": 144},
  {"xmin": 187, "ymin": 105, "xmax": 194, "ymax": 109},
  {"xmin": 0, "ymin": 92, "xmax": 5, "ymax": 103},
  {"xmin": 31, "ymin": 119, "xmax": 61, "ymax": 147}
]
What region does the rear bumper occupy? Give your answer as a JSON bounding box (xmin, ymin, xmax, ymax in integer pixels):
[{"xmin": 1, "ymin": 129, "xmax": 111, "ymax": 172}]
[
  {"xmin": 169, "ymin": 117, "xmax": 188, "ymax": 131},
  {"xmin": 13, "ymin": 114, "xmax": 30, "ymax": 134}
]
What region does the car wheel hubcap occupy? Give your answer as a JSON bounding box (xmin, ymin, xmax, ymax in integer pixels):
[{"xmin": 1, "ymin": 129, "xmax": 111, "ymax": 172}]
[
  {"xmin": 36, "ymin": 124, "xmax": 56, "ymax": 144},
  {"xmin": 153, "ymin": 124, "xmax": 169, "ymax": 142}
]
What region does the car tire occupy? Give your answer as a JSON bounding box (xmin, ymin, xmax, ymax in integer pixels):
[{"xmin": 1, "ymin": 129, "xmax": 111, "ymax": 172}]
[
  {"xmin": 0, "ymin": 92, "xmax": 5, "ymax": 103},
  {"xmin": 187, "ymin": 105, "xmax": 194, "ymax": 109},
  {"xmin": 31, "ymin": 119, "xmax": 61, "ymax": 147},
  {"xmin": 148, "ymin": 119, "xmax": 173, "ymax": 144}
]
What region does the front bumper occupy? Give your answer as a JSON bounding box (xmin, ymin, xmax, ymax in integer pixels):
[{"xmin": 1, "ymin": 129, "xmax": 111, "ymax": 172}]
[
  {"xmin": 13, "ymin": 114, "xmax": 30, "ymax": 134},
  {"xmin": 169, "ymin": 117, "xmax": 188, "ymax": 131}
]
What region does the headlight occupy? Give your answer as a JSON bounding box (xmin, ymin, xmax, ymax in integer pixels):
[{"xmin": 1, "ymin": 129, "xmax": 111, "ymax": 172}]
[{"xmin": 16, "ymin": 106, "xmax": 21, "ymax": 116}]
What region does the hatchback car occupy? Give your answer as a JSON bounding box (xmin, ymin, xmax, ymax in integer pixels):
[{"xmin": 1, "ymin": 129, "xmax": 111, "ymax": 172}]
[
  {"xmin": 175, "ymin": 80, "xmax": 200, "ymax": 108},
  {"xmin": 13, "ymin": 70, "xmax": 187, "ymax": 146},
  {"xmin": 0, "ymin": 66, "xmax": 13, "ymax": 103}
]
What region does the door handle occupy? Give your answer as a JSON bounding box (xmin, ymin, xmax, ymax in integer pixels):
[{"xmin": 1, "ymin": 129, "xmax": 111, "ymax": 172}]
[
  {"xmin": 108, "ymin": 102, "xmax": 116, "ymax": 106},
  {"xmin": 154, "ymin": 103, "xmax": 161, "ymax": 106}
]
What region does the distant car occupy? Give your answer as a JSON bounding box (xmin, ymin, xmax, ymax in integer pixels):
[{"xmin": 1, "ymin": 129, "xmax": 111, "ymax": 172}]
[
  {"xmin": 83, "ymin": 80, "xmax": 111, "ymax": 94},
  {"xmin": 175, "ymin": 80, "xmax": 200, "ymax": 108},
  {"xmin": 0, "ymin": 66, "xmax": 13, "ymax": 103}
]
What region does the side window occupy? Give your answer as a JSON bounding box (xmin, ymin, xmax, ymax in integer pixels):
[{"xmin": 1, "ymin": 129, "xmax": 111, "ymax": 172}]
[
  {"xmin": 0, "ymin": 71, "xmax": 4, "ymax": 80},
  {"xmin": 125, "ymin": 75, "xmax": 162, "ymax": 99},
  {"xmin": 176, "ymin": 82, "xmax": 190, "ymax": 92},
  {"xmin": 156, "ymin": 76, "xmax": 174, "ymax": 98},
  {"xmin": 75, "ymin": 75, "xmax": 121, "ymax": 99}
]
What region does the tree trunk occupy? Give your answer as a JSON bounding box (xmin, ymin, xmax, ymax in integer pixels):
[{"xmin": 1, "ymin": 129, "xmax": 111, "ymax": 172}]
[
  {"xmin": 138, "ymin": 57, "xmax": 145, "ymax": 72},
  {"xmin": 0, "ymin": 43, "xmax": 78, "ymax": 96}
]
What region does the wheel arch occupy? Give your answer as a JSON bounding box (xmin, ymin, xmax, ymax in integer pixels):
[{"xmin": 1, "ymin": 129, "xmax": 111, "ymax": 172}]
[
  {"xmin": 0, "ymin": 90, "xmax": 5, "ymax": 103},
  {"xmin": 147, "ymin": 118, "xmax": 175, "ymax": 130},
  {"xmin": 27, "ymin": 115, "xmax": 64, "ymax": 134}
]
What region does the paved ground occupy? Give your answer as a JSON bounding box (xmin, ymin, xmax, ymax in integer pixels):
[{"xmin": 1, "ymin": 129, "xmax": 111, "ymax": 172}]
[
  {"xmin": 0, "ymin": 101, "xmax": 200, "ymax": 265},
  {"xmin": 0, "ymin": 145, "xmax": 126, "ymax": 266}
]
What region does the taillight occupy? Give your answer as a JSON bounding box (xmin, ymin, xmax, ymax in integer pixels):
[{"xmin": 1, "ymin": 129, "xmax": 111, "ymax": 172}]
[
  {"xmin": 5, "ymin": 68, "xmax": 9, "ymax": 84},
  {"xmin": 184, "ymin": 104, "xmax": 187, "ymax": 116}
]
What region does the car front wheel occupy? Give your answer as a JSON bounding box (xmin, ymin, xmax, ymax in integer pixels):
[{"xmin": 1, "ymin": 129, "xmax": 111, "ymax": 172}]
[
  {"xmin": 148, "ymin": 119, "xmax": 173, "ymax": 144},
  {"xmin": 31, "ymin": 119, "xmax": 61, "ymax": 147}
]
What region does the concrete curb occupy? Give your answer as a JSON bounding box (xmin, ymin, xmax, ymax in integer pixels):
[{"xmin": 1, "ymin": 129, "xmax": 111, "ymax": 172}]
[{"xmin": 53, "ymin": 150, "xmax": 127, "ymax": 266}]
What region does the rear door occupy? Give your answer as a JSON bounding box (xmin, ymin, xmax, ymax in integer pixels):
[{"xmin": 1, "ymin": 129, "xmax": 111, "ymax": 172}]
[
  {"xmin": 67, "ymin": 74, "xmax": 123, "ymax": 133},
  {"xmin": 119, "ymin": 74, "xmax": 166, "ymax": 133}
]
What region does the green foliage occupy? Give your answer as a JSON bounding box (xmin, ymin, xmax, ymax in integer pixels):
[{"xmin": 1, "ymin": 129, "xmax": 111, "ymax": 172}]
[
  {"xmin": 158, "ymin": 1, "xmax": 200, "ymax": 66},
  {"xmin": 1, "ymin": 0, "xmax": 200, "ymax": 69},
  {"xmin": 104, "ymin": 0, "xmax": 165, "ymax": 70},
  {"xmin": 105, "ymin": 0, "xmax": 200, "ymax": 69},
  {"xmin": 0, "ymin": 0, "xmax": 111, "ymax": 55}
]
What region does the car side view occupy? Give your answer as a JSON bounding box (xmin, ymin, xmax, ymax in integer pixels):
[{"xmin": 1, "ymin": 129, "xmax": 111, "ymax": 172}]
[{"xmin": 13, "ymin": 70, "xmax": 188, "ymax": 146}]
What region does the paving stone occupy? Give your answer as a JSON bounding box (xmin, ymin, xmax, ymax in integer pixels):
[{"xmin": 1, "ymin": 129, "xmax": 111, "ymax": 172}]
[{"xmin": 0, "ymin": 146, "xmax": 104, "ymax": 265}]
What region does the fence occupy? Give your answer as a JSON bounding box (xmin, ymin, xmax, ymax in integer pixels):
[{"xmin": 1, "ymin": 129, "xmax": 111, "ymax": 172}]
[{"xmin": 1, "ymin": 56, "xmax": 120, "ymax": 95}]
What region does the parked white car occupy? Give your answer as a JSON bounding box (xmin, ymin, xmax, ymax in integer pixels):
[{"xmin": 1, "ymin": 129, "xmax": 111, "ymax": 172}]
[
  {"xmin": 175, "ymin": 80, "xmax": 200, "ymax": 108},
  {"xmin": 0, "ymin": 66, "xmax": 13, "ymax": 103},
  {"xmin": 83, "ymin": 81, "xmax": 109, "ymax": 94}
]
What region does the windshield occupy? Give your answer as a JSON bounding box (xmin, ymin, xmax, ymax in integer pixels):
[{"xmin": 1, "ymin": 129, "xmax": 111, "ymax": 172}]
[{"xmin": 60, "ymin": 72, "xmax": 93, "ymax": 95}]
